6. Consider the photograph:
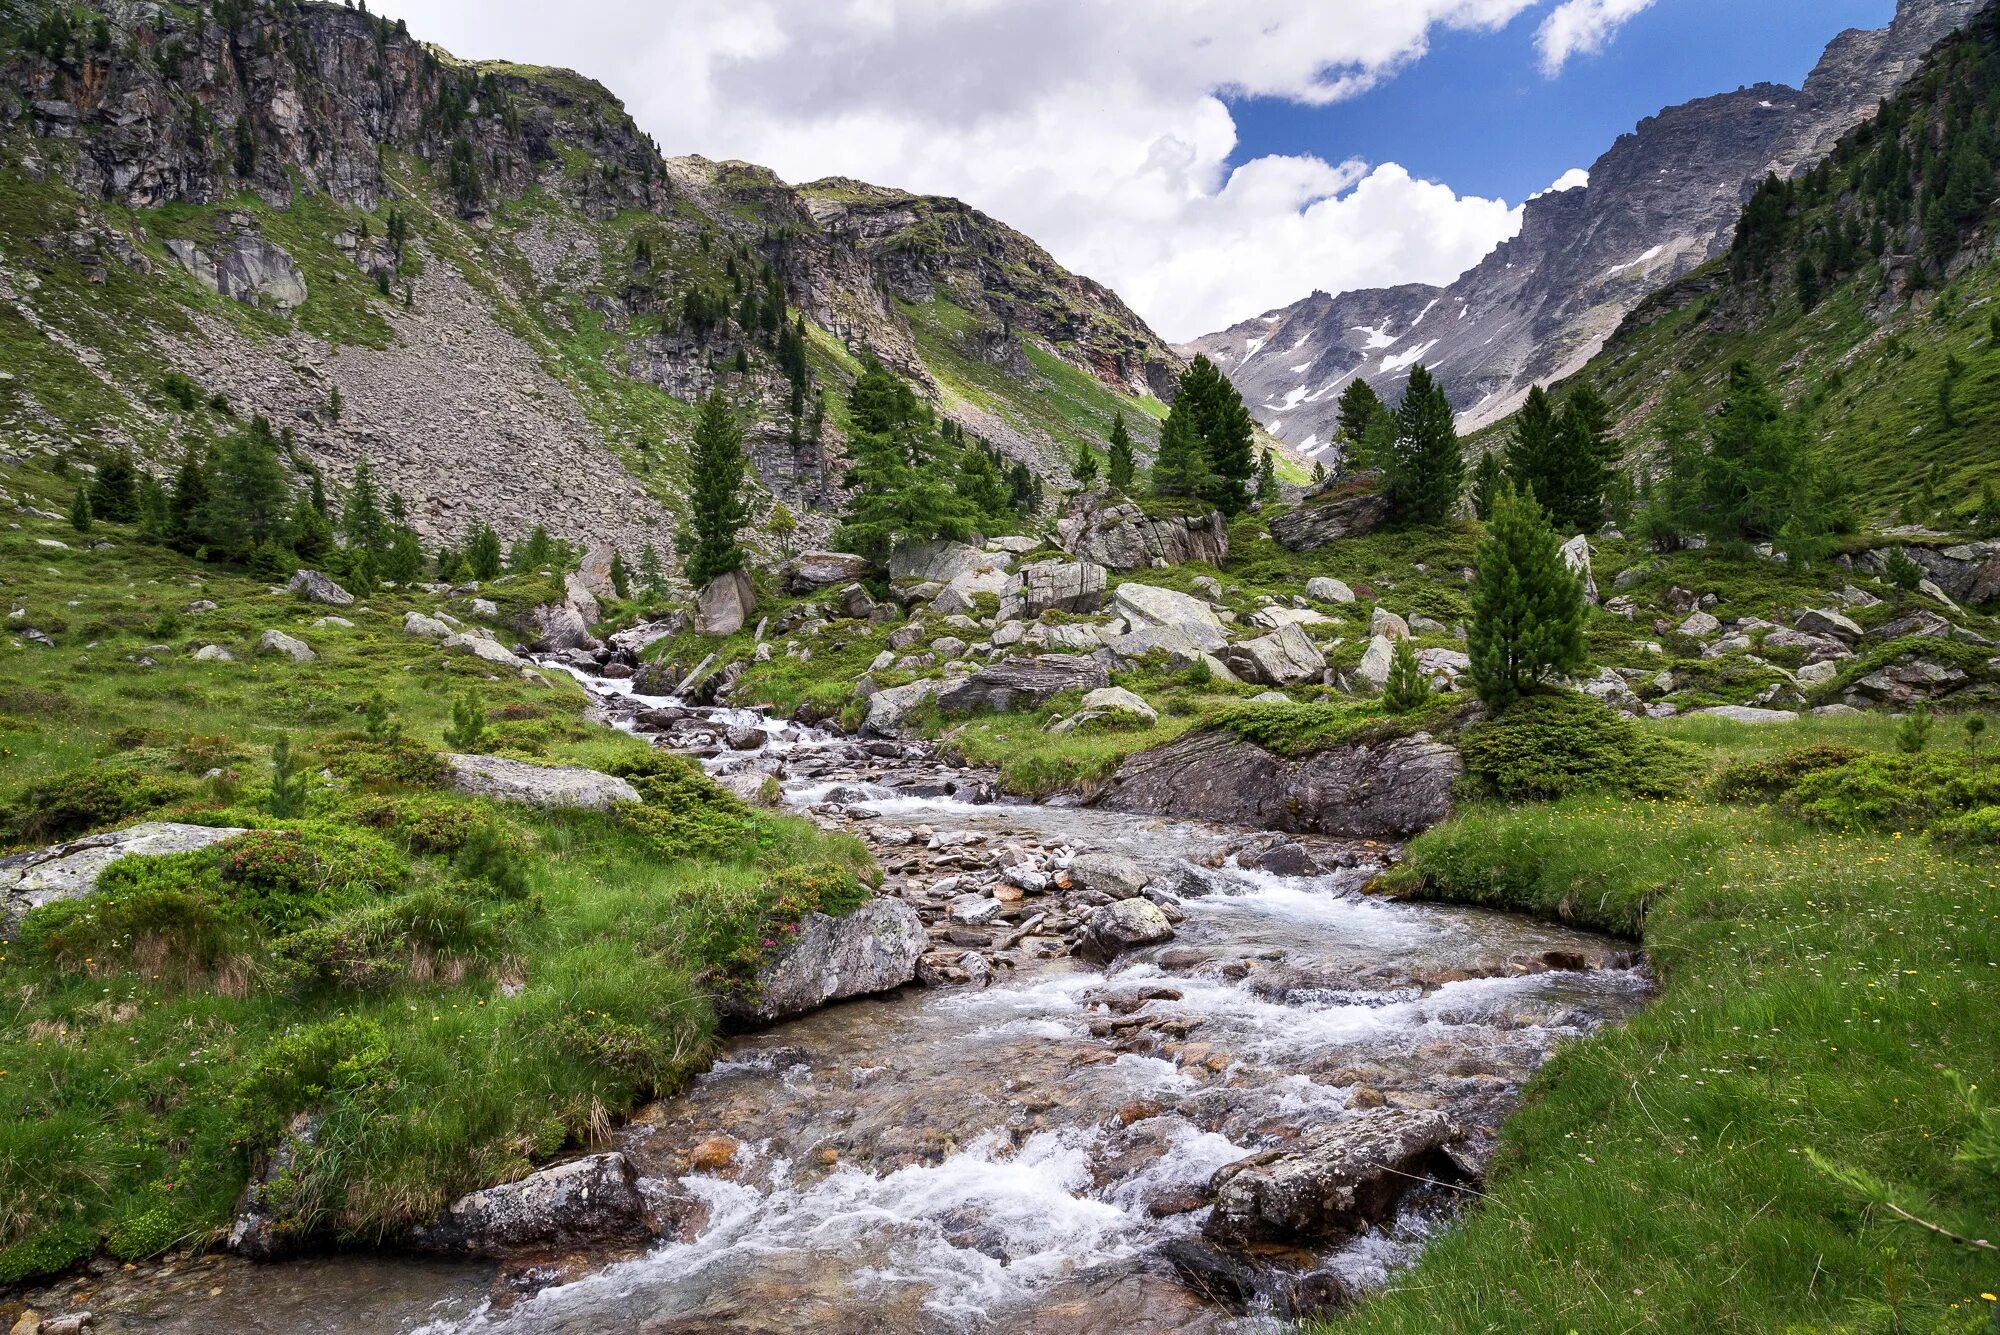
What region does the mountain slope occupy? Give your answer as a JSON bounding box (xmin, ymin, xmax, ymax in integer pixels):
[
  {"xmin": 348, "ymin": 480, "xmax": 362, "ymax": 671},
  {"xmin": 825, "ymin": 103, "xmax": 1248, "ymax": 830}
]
[
  {"xmin": 1184, "ymin": 0, "xmax": 1981, "ymax": 458},
  {"xmin": 0, "ymin": 0, "xmax": 1180, "ymax": 556}
]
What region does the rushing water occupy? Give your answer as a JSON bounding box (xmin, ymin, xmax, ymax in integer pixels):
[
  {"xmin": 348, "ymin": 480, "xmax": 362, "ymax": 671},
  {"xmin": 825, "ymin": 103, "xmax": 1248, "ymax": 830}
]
[{"xmin": 60, "ymin": 672, "xmax": 1649, "ymax": 1335}]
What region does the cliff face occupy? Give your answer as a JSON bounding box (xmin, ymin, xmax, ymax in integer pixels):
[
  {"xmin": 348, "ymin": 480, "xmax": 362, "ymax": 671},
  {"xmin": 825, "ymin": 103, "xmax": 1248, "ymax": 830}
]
[
  {"xmin": 0, "ymin": 0, "xmax": 1177, "ymax": 555},
  {"xmin": 1183, "ymin": 0, "xmax": 1982, "ymax": 457}
]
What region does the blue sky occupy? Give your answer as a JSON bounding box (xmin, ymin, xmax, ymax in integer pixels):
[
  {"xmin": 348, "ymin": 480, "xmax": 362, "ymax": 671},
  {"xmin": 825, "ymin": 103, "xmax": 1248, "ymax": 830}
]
[{"xmin": 1229, "ymin": 0, "xmax": 1897, "ymax": 203}]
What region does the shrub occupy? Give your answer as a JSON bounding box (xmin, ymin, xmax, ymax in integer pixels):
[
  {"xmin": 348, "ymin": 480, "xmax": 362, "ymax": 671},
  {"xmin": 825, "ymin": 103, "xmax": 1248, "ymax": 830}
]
[
  {"xmin": 232, "ymin": 1015, "xmax": 393, "ymax": 1148},
  {"xmin": 1711, "ymin": 745, "xmax": 1864, "ymax": 802},
  {"xmin": 1382, "ymin": 638, "xmax": 1432, "ymax": 714},
  {"xmin": 212, "ymin": 828, "xmax": 406, "ymax": 931},
  {"xmin": 312, "ymin": 733, "xmax": 450, "ymax": 788},
  {"xmin": 1931, "ymin": 805, "xmax": 2000, "ymax": 848},
  {"xmin": 106, "ymin": 1201, "xmax": 203, "ymax": 1260},
  {"xmin": 1787, "ymin": 752, "xmax": 2000, "ymax": 833},
  {"xmin": 270, "ymin": 887, "xmax": 502, "ymax": 994},
  {"xmin": 0, "ymin": 767, "xmax": 196, "ymax": 847},
  {"xmin": 0, "ymin": 1219, "xmax": 97, "ymax": 1285},
  {"xmin": 444, "ymin": 692, "xmax": 487, "ymax": 752},
  {"xmin": 608, "ymin": 750, "xmax": 758, "ymax": 862},
  {"xmin": 1458, "ymin": 694, "xmax": 1704, "ymax": 802},
  {"xmin": 689, "ymin": 863, "xmax": 872, "ymax": 996},
  {"xmin": 19, "ymin": 880, "xmax": 235, "ymax": 978},
  {"xmin": 351, "ymin": 795, "xmax": 486, "ymax": 854}
]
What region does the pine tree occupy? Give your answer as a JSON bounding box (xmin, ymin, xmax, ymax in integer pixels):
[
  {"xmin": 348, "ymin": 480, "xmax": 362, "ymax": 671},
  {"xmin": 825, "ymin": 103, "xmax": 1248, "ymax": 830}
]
[
  {"xmin": 1637, "ymin": 387, "xmax": 1708, "ymax": 552},
  {"xmin": 1072, "ymin": 439, "xmax": 1100, "ymax": 487},
  {"xmin": 383, "ymin": 526, "xmax": 425, "ymax": 584},
  {"xmin": 956, "ymin": 444, "xmax": 1016, "ymax": 530},
  {"xmin": 1311, "ymin": 460, "xmax": 1328, "ymax": 485},
  {"xmin": 445, "ymin": 691, "xmax": 487, "ymax": 752},
  {"xmin": 167, "ymin": 443, "xmax": 211, "ymax": 554},
  {"xmin": 1549, "ymin": 385, "xmax": 1616, "ymax": 533},
  {"xmin": 1388, "ymin": 365, "xmax": 1464, "ymax": 525},
  {"xmin": 1151, "ymin": 401, "xmax": 1208, "ymax": 500},
  {"xmin": 267, "ymin": 737, "xmax": 310, "ymax": 819},
  {"xmin": 608, "ymin": 549, "xmax": 630, "ymax": 599},
  {"xmin": 1381, "ymin": 638, "xmax": 1432, "ymax": 714},
  {"xmin": 766, "ymin": 504, "xmax": 798, "ymax": 561},
  {"xmin": 1702, "ymin": 362, "xmax": 1833, "ymax": 548},
  {"xmin": 1256, "ymin": 449, "xmax": 1278, "ymax": 504},
  {"xmin": 1335, "ymin": 379, "xmax": 1386, "ymax": 454},
  {"xmin": 1471, "ymin": 450, "xmax": 1504, "ymax": 521},
  {"xmin": 834, "ymin": 360, "xmax": 978, "ymax": 561},
  {"xmin": 1180, "ymin": 355, "xmax": 1256, "ymax": 515},
  {"xmin": 1106, "ymin": 411, "xmax": 1136, "ymax": 493},
  {"xmin": 69, "ymin": 486, "xmax": 92, "ymax": 533},
  {"xmin": 202, "ymin": 416, "xmax": 292, "ymax": 561},
  {"xmin": 340, "ymin": 458, "xmax": 391, "ymax": 558},
  {"xmin": 1506, "ymin": 385, "xmax": 1561, "ymax": 514},
  {"xmin": 1467, "ymin": 481, "xmax": 1588, "ymax": 711},
  {"xmin": 87, "ymin": 447, "xmax": 139, "ymax": 522},
  {"xmin": 466, "ymin": 522, "xmax": 502, "ymax": 581},
  {"xmin": 678, "ymin": 391, "xmax": 751, "ymax": 587}
]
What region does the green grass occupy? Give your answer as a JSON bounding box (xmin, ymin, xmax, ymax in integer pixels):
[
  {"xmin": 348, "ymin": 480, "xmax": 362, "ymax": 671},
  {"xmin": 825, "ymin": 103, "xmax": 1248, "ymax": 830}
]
[
  {"xmin": 0, "ymin": 479, "xmax": 870, "ymax": 1279},
  {"xmin": 1343, "ymin": 713, "xmax": 2000, "ymax": 1334}
]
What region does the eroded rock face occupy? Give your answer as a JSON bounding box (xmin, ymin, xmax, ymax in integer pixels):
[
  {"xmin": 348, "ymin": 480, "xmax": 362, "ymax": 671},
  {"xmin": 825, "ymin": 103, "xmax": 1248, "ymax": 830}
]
[
  {"xmin": 409, "ymin": 1153, "xmax": 656, "ymax": 1257},
  {"xmin": 889, "ymin": 540, "xmax": 994, "ymax": 584},
  {"xmin": 937, "ymin": 655, "xmax": 1109, "ymax": 716},
  {"xmin": 1204, "ymin": 1109, "xmax": 1456, "ymax": 1247},
  {"xmin": 528, "ymin": 599, "xmax": 598, "ymax": 652},
  {"xmin": 1, "ymin": 822, "xmax": 248, "ymax": 937},
  {"xmin": 718, "ymin": 898, "xmax": 926, "ymax": 1028},
  {"xmin": 1003, "ymin": 560, "xmax": 1109, "ymax": 620},
  {"xmin": 1226, "ymin": 622, "xmax": 1327, "ymax": 687},
  {"xmin": 1102, "ymin": 729, "xmax": 1461, "ymax": 838},
  {"xmin": 167, "ymin": 230, "xmax": 307, "ymax": 309},
  {"xmin": 863, "ymin": 676, "xmax": 967, "ymax": 737},
  {"xmin": 696, "ymin": 570, "xmax": 757, "ymax": 638},
  {"xmin": 445, "ymin": 754, "xmax": 639, "ymax": 809},
  {"xmin": 1268, "ymin": 490, "xmax": 1392, "ymax": 552},
  {"xmin": 1112, "ymin": 582, "xmax": 1224, "ymax": 636},
  {"xmin": 786, "ymin": 552, "xmax": 877, "ymax": 594},
  {"xmin": 1055, "ymin": 493, "xmax": 1229, "ymax": 571}
]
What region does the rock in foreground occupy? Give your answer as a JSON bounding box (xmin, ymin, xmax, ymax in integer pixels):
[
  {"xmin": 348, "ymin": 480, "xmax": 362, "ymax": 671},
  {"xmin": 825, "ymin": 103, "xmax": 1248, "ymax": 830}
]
[
  {"xmin": 1205, "ymin": 1109, "xmax": 1457, "ymax": 1247},
  {"xmin": 2, "ymin": 822, "xmax": 249, "ymax": 936},
  {"xmin": 718, "ymin": 898, "xmax": 926, "ymax": 1028},
  {"xmin": 409, "ymin": 1153, "xmax": 656, "ymax": 1257},
  {"xmin": 445, "ymin": 754, "xmax": 639, "ymax": 809}
]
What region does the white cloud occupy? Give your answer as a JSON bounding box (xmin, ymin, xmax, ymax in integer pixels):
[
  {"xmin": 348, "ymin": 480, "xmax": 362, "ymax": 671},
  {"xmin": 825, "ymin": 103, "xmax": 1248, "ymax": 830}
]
[
  {"xmin": 1529, "ymin": 166, "xmax": 1591, "ymax": 198},
  {"xmin": 371, "ymin": 0, "xmax": 1546, "ymax": 341},
  {"xmin": 1535, "ymin": 0, "xmax": 1657, "ymax": 76}
]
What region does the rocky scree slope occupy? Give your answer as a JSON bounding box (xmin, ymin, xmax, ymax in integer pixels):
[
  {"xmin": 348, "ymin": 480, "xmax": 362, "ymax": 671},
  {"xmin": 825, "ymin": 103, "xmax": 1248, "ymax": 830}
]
[
  {"xmin": 0, "ymin": 0, "xmax": 1178, "ymax": 558},
  {"xmin": 1184, "ymin": 0, "xmax": 1980, "ymax": 451}
]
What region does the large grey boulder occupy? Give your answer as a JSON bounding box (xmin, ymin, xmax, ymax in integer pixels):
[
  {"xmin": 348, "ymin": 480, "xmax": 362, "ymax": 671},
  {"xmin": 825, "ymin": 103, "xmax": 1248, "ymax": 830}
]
[
  {"xmin": 1305, "ymin": 576, "xmax": 1356, "ymax": 604},
  {"xmin": 287, "ymin": 569, "xmax": 353, "ymax": 606},
  {"xmin": 890, "ymin": 539, "xmax": 994, "ymax": 584},
  {"xmin": 443, "ymin": 632, "xmax": 528, "ymax": 669},
  {"xmin": 1796, "ymin": 608, "xmax": 1863, "ymax": 642},
  {"xmin": 1248, "ymin": 606, "xmax": 1332, "ymax": 632},
  {"xmin": 1205, "ymin": 1110, "xmax": 1456, "ymax": 1247},
  {"xmin": 785, "ymin": 551, "xmax": 877, "ymax": 594},
  {"xmin": 1354, "ymin": 635, "xmax": 1397, "ymax": 691},
  {"xmin": 1067, "ymin": 851, "xmax": 1152, "ymax": 899},
  {"xmin": 445, "ymin": 754, "xmax": 639, "ymax": 809},
  {"xmin": 695, "ymin": 569, "xmax": 756, "ymax": 637},
  {"xmin": 1225, "ymin": 622, "xmax": 1326, "ymax": 687},
  {"xmin": 1106, "ymin": 622, "xmax": 1223, "ymax": 666},
  {"xmin": 1113, "ymin": 582, "xmax": 1224, "ymax": 636},
  {"xmin": 1560, "ymin": 535, "xmax": 1598, "ymax": 603},
  {"xmin": 527, "ymin": 598, "xmax": 599, "ymax": 653},
  {"xmin": 1004, "ymin": 561, "xmax": 1109, "ymax": 619},
  {"xmin": 1103, "ymin": 729, "xmax": 1461, "ymax": 839},
  {"xmin": 718, "ymin": 897, "xmax": 925, "ymax": 1027},
  {"xmin": 1055, "ymin": 493, "xmax": 1229, "ymax": 571},
  {"xmin": 1269, "ymin": 489, "xmax": 1392, "ymax": 552},
  {"xmin": 167, "ymin": 232, "xmax": 307, "ymax": 309},
  {"xmin": 2, "ymin": 822, "xmax": 248, "ymax": 937},
  {"xmin": 409, "ymin": 1153, "xmax": 656, "ymax": 1257},
  {"xmin": 1080, "ymin": 897, "xmax": 1175, "ymax": 960},
  {"xmin": 938, "ymin": 655, "xmax": 1109, "ymax": 715},
  {"xmin": 404, "ymin": 611, "xmax": 453, "ymax": 641},
  {"xmin": 258, "ymin": 629, "xmax": 315, "ymax": 663},
  {"xmin": 1063, "ymin": 686, "xmax": 1159, "ymax": 730},
  {"xmin": 862, "ymin": 675, "xmax": 967, "ymax": 737}
]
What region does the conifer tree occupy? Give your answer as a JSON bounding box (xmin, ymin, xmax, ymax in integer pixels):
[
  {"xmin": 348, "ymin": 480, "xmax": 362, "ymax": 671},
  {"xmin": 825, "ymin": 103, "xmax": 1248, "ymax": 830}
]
[
  {"xmin": 88, "ymin": 447, "xmax": 139, "ymax": 522},
  {"xmin": 1467, "ymin": 481, "xmax": 1588, "ymax": 710},
  {"xmin": 1311, "ymin": 460, "xmax": 1328, "ymax": 485},
  {"xmin": 1106, "ymin": 411, "xmax": 1135, "ymax": 493},
  {"xmin": 1636, "ymin": 387, "xmax": 1708, "ymax": 552},
  {"xmin": 1471, "ymin": 450, "xmax": 1504, "ymax": 521},
  {"xmin": 1151, "ymin": 402, "xmax": 1208, "ymax": 500},
  {"xmin": 466, "ymin": 522, "xmax": 503, "ymax": 581},
  {"xmin": 679, "ymin": 391, "xmax": 751, "ymax": 587},
  {"xmin": 1180, "ymin": 355, "xmax": 1256, "ymax": 514},
  {"xmin": 287, "ymin": 493, "xmax": 335, "ymax": 564},
  {"xmin": 1506, "ymin": 385, "xmax": 1561, "ymax": 514},
  {"xmin": 608, "ymin": 549, "xmax": 630, "ymax": 599},
  {"xmin": 340, "ymin": 458, "xmax": 391, "ymax": 557},
  {"xmin": 203, "ymin": 416, "xmax": 292, "ymax": 561},
  {"xmin": 1382, "ymin": 638, "xmax": 1432, "ymax": 714},
  {"xmin": 1335, "ymin": 379, "xmax": 1386, "ymax": 453},
  {"xmin": 69, "ymin": 486, "xmax": 92, "ymax": 533},
  {"xmin": 1072, "ymin": 440, "xmax": 1100, "ymax": 487},
  {"xmin": 1549, "ymin": 385, "xmax": 1617, "ymax": 533},
  {"xmin": 1388, "ymin": 365, "xmax": 1463, "ymax": 525},
  {"xmin": 383, "ymin": 526, "xmax": 425, "ymax": 584},
  {"xmin": 266, "ymin": 737, "xmax": 310, "ymax": 819},
  {"xmin": 766, "ymin": 504, "xmax": 798, "ymax": 560},
  {"xmin": 834, "ymin": 360, "xmax": 978, "ymax": 560},
  {"xmin": 1702, "ymin": 362, "xmax": 1832, "ymax": 547},
  {"xmin": 167, "ymin": 442, "xmax": 211, "ymax": 554},
  {"xmin": 1256, "ymin": 449, "xmax": 1278, "ymax": 504}
]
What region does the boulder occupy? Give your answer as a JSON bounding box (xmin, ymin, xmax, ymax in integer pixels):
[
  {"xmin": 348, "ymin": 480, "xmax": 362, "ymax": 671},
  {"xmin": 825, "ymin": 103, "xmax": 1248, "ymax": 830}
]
[
  {"xmin": 948, "ymin": 894, "xmax": 1004, "ymax": 926},
  {"xmin": 718, "ymin": 898, "xmax": 925, "ymax": 1027},
  {"xmin": 1797, "ymin": 660, "xmax": 1840, "ymax": 687},
  {"xmin": 2, "ymin": 822, "xmax": 248, "ymax": 936},
  {"xmin": 835, "ymin": 583, "xmax": 877, "ymax": 620},
  {"xmin": 192, "ymin": 644, "xmax": 235, "ymax": 662},
  {"xmin": 1679, "ymin": 611, "xmax": 1721, "ymax": 637},
  {"xmin": 889, "ymin": 540, "xmax": 993, "ymax": 584},
  {"xmin": 785, "ymin": 551, "xmax": 877, "ymax": 594},
  {"xmin": 862, "ymin": 675, "xmax": 966, "ymax": 737},
  {"xmin": 1368, "ymin": 608, "xmax": 1409, "ymax": 641},
  {"xmin": 258, "ymin": 630, "xmax": 315, "ymax": 662},
  {"xmin": 1248, "ymin": 606, "xmax": 1332, "ymax": 631},
  {"xmin": 409, "ymin": 1153, "xmax": 656, "ymax": 1257},
  {"xmin": 938, "ymin": 656, "xmax": 1109, "ymax": 715},
  {"xmin": 1225, "ymin": 622, "xmax": 1326, "ymax": 687},
  {"xmin": 167, "ymin": 232, "xmax": 307, "ymax": 308},
  {"xmin": 528, "ymin": 600, "xmax": 597, "ymax": 653},
  {"xmin": 1353, "ymin": 635, "xmax": 1396, "ymax": 691},
  {"xmin": 1023, "ymin": 623, "xmax": 1106, "ymax": 653},
  {"xmin": 1559, "ymin": 535, "xmax": 1598, "ymax": 603},
  {"xmin": 1796, "ymin": 608, "xmax": 1863, "ymax": 642},
  {"xmin": 445, "ymin": 754, "xmax": 640, "ymax": 809},
  {"xmin": 1055, "ymin": 493, "xmax": 1229, "ymax": 570},
  {"xmin": 442, "ymin": 632, "xmax": 528, "ymax": 669},
  {"xmin": 1305, "ymin": 576, "xmax": 1356, "ymax": 604},
  {"xmin": 1006, "ymin": 560, "xmax": 1109, "ymax": 619},
  {"xmin": 1106, "ymin": 622, "xmax": 1224, "ymax": 666},
  {"xmin": 1067, "ymin": 852, "xmax": 1152, "ymax": 899},
  {"xmin": 1074, "ymin": 686, "xmax": 1158, "ymax": 727},
  {"xmin": 1204, "ymin": 1110, "xmax": 1456, "ymax": 1247},
  {"xmin": 1868, "ymin": 610, "xmax": 1953, "ymax": 641},
  {"xmin": 1692, "ymin": 706, "xmax": 1800, "ymax": 724},
  {"xmin": 1080, "ymin": 898, "xmax": 1175, "ymax": 960},
  {"xmin": 1113, "ymin": 582, "xmax": 1225, "ymax": 635},
  {"xmin": 695, "ymin": 569, "xmax": 756, "ymax": 637},
  {"xmin": 1103, "ymin": 730, "xmax": 1461, "ymax": 839},
  {"xmin": 287, "ymin": 569, "xmax": 352, "ymax": 606},
  {"xmin": 1268, "ymin": 488, "xmax": 1392, "ymax": 552},
  {"xmin": 404, "ymin": 611, "xmax": 453, "ymax": 641},
  {"xmin": 1969, "ymin": 554, "xmax": 2000, "ymax": 606},
  {"xmin": 1850, "ymin": 660, "xmax": 1967, "ymax": 704}
]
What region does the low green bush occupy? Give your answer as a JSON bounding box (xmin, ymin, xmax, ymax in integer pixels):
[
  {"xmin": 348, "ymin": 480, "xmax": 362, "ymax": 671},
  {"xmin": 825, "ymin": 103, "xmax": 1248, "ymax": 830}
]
[
  {"xmin": 610, "ymin": 750, "xmax": 760, "ymax": 862},
  {"xmin": 0, "ymin": 765, "xmax": 196, "ymax": 847},
  {"xmin": 1930, "ymin": 804, "xmax": 2000, "ymax": 848},
  {"xmin": 1711, "ymin": 744, "xmax": 1865, "ymax": 802},
  {"xmin": 1457, "ymin": 693, "xmax": 1704, "ymax": 801},
  {"xmin": 1786, "ymin": 751, "xmax": 2000, "ymax": 832},
  {"xmin": 311, "ymin": 732, "xmax": 450, "ymax": 788},
  {"xmin": 213, "ymin": 827, "xmax": 406, "ymax": 931}
]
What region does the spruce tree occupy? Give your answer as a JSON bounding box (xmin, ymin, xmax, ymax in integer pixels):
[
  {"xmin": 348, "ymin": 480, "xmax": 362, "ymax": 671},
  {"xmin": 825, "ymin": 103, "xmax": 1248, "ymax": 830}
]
[
  {"xmin": 1256, "ymin": 448, "xmax": 1278, "ymax": 504},
  {"xmin": 383, "ymin": 526, "xmax": 425, "ymax": 584},
  {"xmin": 1467, "ymin": 481, "xmax": 1588, "ymax": 710},
  {"xmin": 1389, "ymin": 365, "xmax": 1464, "ymax": 525},
  {"xmin": 608, "ymin": 549, "xmax": 630, "ymax": 599},
  {"xmin": 287, "ymin": 493, "xmax": 336, "ymax": 564},
  {"xmin": 1151, "ymin": 402, "xmax": 1208, "ymax": 500},
  {"xmin": 1471, "ymin": 450, "xmax": 1504, "ymax": 521},
  {"xmin": 1180, "ymin": 355, "xmax": 1256, "ymax": 515},
  {"xmin": 88, "ymin": 447, "xmax": 139, "ymax": 522},
  {"xmin": 69, "ymin": 486, "xmax": 92, "ymax": 533},
  {"xmin": 340, "ymin": 458, "xmax": 391, "ymax": 558},
  {"xmin": 1335, "ymin": 379, "xmax": 1386, "ymax": 453},
  {"xmin": 1106, "ymin": 411, "xmax": 1135, "ymax": 493},
  {"xmin": 466, "ymin": 522, "xmax": 503, "ymax": 581},
  {"xmin": 678, "ymin": 391, "xmax": 751, "ymax": 587},
  {"xmin": 834, "ymin": 360, "xmax": 978, "ymax": 560},
  {"xmin": 1506, "ymin": 385, "xmax": 1561, "ymax": 514},
  {"xmin": 1637, "ymin": 387, "xmax": 1707, "ymax": 552},
  {"xmin": 267, "ymin": 737, "xmax": 310, "ymax": 819},
  {"xmin": 1549, "ymin": 385, "xmax": 1616, "ymax": 533},
  {"xmin": 1702, "ymin": 362, "xmax": 1825, "ymax": 547},
  {"xmin": 202, "ymin": 416, "xmax": 292, "ymax": 561},
  {"xmin": 1382, "ymin": 638, "xmax": 1432, "ymax": 714},
  {"xmin": 1072, "ymin": 440, "xmax": 1100, "ymax": 487},
  {"xmin": 167, "ymin": 442, "xmax": 211, "ymax": 554}
]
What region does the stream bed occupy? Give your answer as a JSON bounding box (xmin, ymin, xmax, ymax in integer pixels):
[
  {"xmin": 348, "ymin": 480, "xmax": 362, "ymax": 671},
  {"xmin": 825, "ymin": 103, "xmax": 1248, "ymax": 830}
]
[{"xmin": 50, "ymin": 673, "xmax": 1650, "ymax": 1335}]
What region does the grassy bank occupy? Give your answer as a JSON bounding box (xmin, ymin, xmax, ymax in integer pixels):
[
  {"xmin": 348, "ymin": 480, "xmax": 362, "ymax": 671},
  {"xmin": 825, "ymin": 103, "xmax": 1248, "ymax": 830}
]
[
  {"xmin": 1341, "ymin": 712, "xmax": 2000, "ymax": 1334},
  {"xmin": 0, "ymin": 486, "xmax": 869, "ymax": 1281}
]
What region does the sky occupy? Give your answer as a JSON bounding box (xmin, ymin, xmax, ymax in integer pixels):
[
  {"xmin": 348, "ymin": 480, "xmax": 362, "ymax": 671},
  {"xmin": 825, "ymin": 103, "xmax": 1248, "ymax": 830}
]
[{"xmin": 369, "ymin": 0, "xmax": 1900, "ymax": 343}]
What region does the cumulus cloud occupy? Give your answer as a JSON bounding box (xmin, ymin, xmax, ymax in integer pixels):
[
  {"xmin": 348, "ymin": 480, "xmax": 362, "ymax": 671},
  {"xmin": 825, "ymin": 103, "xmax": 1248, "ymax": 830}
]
[
  {"xmin": 1535, "ymin": 0, "xmax": 1657, "ymax": 76},
  {"xmin": 370, "ymin": 0, "xmax": 1548, "ymax": 341},
  {"xmin": 1530, "ymin": 166, "xmax": 1592, "ymax": 198}
]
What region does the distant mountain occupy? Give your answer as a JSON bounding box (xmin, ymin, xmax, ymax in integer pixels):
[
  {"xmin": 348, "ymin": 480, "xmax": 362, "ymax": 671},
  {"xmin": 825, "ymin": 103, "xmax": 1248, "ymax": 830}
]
[{"xmin": 1182, "ymin": 0, "xmax": 1982, "ymax": 460}]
